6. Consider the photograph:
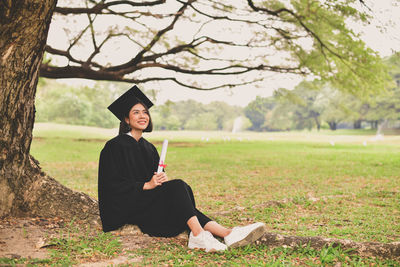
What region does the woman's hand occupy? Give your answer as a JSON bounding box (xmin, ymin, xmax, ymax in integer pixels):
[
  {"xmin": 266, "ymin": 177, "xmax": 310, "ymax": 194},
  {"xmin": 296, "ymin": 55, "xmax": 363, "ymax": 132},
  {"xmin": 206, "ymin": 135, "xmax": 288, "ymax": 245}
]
[{"xmin": 143, "ymin": 172, "xmax": 169, "ymax": 190}]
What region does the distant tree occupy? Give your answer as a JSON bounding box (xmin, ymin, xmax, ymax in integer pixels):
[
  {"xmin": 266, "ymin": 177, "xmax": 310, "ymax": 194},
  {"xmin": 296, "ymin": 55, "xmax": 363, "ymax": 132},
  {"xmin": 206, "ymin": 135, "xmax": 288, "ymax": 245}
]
[
  {"xmin": 36, "ymin": 80, "xmax": 130, "ymax": 128},
  {"xmin": 360, "ymin": 53, "xmax": 400, "ymax": 130},
  {"xmin": 244, "ymin": 96, "xmax": 276, "ymax": 131},
  {"xmin": 152, "ymin": 112, "xmax": 182, "ymax": 130},
  {"xmin": 185, "ymin": 112, "xmax": 218, "ymax": 131},
  {"xmin": 205, "ymin": 102, "xmax": 242, "ymax": 130},
  {"xmin": 83, "ymin": 81, "xmax": 131, "ymax": 128},
  {"xmin": 264, "ymin": 103, "xmax": 293, "ymax": 131},
  {"xmin": 164, "ymin": 115, "xmax": 182, "ymax": 130},
  {"xmin": 172, "ymin": 100, "xmax": 206, "ymax": 129},
  {"xmin": 274, "ymin": 81, "xmax": 324, "ymax": 130},
  {"xmin": 343, "ymin": 96, "xmax": 370, "ymax": 129},
  {"xmin": 364, "ymin": 87, "xmax": 400, "ymax": 130},
  {"xmin": 317, "ymin": 87, "xmax": 350, "ymax": 130}
]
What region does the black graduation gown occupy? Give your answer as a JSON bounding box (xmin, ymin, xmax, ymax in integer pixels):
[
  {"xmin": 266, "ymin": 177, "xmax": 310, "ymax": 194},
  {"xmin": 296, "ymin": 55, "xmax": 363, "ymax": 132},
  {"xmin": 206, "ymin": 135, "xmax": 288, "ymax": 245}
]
[{"xmin": 98, "ymin": 134, "xmax": 211, "ymax": 237}]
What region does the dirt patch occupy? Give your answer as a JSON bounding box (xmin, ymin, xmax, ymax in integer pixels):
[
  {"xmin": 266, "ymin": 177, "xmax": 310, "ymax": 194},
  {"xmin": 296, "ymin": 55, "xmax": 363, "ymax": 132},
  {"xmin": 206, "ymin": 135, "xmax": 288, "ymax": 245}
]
[
  {"xmin": 0, "ymin": 217, "xmax": 61, "ymax": 260},
  {"xmin": 77, "ymin": 255, "xmax": 142, "ymax": 266},
  {"xmin": 0, "ymin": 217, "xmax": 188, "ymax": 265}
]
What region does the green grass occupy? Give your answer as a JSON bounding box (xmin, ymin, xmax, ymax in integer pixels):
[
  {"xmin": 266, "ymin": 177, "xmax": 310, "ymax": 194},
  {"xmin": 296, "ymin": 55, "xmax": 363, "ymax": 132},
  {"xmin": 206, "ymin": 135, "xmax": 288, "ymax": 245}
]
[
  {"xmin": 128, "ymin": 242, "xmax": 400, "ymax": 266},
  {"xmin": 26, "ymin": 123, "xmax": 400, "ymax": 265},
  {"xmin": 47, "ymin": 223, "xmax": 121, "ymax": 265}
]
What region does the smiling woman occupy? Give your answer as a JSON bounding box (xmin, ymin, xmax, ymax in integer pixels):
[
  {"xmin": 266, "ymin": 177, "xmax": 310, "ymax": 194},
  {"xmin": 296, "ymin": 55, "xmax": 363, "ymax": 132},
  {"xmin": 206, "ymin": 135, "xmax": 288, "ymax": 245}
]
[
  {"xmin": 118, "ymin": 103, "xmax": 153, "ymax": 137},
  {"xmin": 98, "ymin": 85, "xmax": 266, "ymax": 252}
]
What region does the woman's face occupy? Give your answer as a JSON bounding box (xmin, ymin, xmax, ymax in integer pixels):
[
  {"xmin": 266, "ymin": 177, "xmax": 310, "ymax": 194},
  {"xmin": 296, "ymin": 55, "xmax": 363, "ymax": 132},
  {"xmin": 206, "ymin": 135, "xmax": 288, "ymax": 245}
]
[{"xmin": 125, "ymin": 103, "xmax": 149, "ymax": 132}]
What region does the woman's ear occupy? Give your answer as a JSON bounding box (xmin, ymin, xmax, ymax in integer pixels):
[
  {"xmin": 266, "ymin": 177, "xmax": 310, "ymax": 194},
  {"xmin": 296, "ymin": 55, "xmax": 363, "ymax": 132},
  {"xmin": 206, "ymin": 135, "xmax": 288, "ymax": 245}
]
[{"xmin": 125, "ymin": 117, "xmax": 129, "ymax": 125}]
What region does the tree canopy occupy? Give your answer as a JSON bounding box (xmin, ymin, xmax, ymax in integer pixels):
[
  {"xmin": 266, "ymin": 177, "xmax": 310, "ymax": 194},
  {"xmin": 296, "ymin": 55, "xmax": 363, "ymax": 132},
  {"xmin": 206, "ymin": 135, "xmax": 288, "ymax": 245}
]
[{"xmin": 41, "ymin": 0, "xmax": 388, "ymax": 92}]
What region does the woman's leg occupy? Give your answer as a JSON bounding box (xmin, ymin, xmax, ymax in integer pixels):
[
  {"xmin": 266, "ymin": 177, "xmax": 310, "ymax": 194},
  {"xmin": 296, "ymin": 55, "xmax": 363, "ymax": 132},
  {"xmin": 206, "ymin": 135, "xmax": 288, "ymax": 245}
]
[
  {"xmin": 181, "ymin": 181, "xmax": 232, "ymax": 238},
  {"xmin": 187, "ymin": 216, "xmax": 233, "ymax": 238},
  {"xmin": 137, "ymin": 180, "xmax": 198, "ymax": 237},
  {"xmin": 155, "ymin": 180, "xmax": 209, "ymax": 237},
  {"xmin": 204, "ymin": 221, "xmax": 232, "ymax": 238},
  {"xmin": 187, "ymin": 216, "xmax": 204, "ymax": 236}
]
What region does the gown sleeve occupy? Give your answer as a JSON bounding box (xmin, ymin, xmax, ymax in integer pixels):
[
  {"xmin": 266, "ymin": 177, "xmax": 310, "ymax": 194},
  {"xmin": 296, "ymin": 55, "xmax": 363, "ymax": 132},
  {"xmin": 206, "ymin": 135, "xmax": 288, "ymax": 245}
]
[
  {"xmin": 99, "ymin": 143, "xmax": 145, "ymax": 196},
  {"xmin": 98, "ymin": 142, "xmax": 145, "ymax": 232}
]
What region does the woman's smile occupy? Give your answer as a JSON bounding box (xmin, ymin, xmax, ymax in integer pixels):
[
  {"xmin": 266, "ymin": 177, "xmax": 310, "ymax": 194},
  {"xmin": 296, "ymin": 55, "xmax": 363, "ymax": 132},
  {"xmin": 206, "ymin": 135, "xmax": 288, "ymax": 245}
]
[{"xmin": 135, "ymin": 119, "xmax": 149, "ymax": 128}]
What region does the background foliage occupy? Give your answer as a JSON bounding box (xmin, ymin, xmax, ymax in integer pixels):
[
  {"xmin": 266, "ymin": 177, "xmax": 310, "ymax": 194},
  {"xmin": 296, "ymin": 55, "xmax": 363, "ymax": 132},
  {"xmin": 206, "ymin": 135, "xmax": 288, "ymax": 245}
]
[
  {"xmin": 36, "ymin": 53, "xmax": 400, "ymax": 132},
  {"xmin": 244, "ymin": 53, "xmax": 400, "ymax": 132},
  {"xmin": 35, "ymin": 80, "xmax": 244, "ymax": 131}
]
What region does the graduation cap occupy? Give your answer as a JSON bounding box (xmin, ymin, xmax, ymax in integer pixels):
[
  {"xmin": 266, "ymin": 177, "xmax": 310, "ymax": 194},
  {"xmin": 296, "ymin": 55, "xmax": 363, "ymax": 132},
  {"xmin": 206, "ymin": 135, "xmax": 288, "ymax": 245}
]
[{"xmin": 108, "ymin": 85, "xmax": 154, "ymax": 121}]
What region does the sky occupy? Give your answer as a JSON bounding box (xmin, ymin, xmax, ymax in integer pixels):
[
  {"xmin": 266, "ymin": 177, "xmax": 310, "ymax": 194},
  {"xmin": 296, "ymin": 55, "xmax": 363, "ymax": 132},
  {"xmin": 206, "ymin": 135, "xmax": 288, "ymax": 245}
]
[{"xmin": 52, "ymin": 0, "xmax": 400, "ymax": 107}]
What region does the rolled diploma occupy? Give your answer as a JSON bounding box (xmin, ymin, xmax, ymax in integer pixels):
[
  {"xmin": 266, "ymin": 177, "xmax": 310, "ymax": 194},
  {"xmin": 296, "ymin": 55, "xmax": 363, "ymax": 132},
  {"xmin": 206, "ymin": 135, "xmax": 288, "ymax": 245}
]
[{"xmin": 157, "ymin": 139, "xmax": 168, "ymax": 173}]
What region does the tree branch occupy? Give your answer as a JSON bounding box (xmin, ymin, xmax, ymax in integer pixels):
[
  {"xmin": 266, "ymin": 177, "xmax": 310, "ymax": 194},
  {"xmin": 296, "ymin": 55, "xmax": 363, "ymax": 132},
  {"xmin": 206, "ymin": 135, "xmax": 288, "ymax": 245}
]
[
  {"xmin": 133, "ymin": 62, "xmax": 305, "ymax": 75},
  {"xmin": 104, "ymin": 0, "xmax": 195, "ymax": 72},
  {"xmin": 247, "ymin": 0, "xmax": 362, "ymax": 80},
  {"xmin": 55, "ymin": 0, "xmax": 166, "ymax": 15},
  {"xmin": 42, "ymin": 0, "xmax": 382, "ymax": 92}
]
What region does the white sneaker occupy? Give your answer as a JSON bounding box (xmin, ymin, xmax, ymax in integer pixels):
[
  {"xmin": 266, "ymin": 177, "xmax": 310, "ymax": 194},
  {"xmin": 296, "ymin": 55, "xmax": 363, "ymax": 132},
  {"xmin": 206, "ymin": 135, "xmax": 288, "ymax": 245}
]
[
  {"xmin": 188, "ymin": 231, "xmax": 227, "ymax": 252},
  {"xmin": 224, "ymin": 222, "xmax": 266, "ymax": 248}
]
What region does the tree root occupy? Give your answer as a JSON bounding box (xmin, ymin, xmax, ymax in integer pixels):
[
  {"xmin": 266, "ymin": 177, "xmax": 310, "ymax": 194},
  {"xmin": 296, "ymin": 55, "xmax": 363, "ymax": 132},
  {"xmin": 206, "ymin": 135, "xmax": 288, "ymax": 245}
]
[
  {"xmin": 115, "ymin": 224, "xmax": 400, "ymax": 259},
  {"xmin": 20, "ymin": 156, "xmax": 100, "ymax": 226},
  {"xmin": 257, "ymin": 232, "xmax": 400, "ymax": 260}
]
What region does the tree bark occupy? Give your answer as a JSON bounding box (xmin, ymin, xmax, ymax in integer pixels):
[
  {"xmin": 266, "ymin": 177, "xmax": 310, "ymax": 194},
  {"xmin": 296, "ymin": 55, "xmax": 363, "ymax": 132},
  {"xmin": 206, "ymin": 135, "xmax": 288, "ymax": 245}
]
[{"xmin": 0, "ymin": 0, "xmax": 99, "ymax": 223}]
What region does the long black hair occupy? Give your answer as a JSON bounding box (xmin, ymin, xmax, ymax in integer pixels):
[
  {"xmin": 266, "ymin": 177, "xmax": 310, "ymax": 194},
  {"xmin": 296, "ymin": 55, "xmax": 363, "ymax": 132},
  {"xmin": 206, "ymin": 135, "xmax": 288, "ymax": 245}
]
[{"xmin": 118, "ymin": 101, "xmax": 153, "ymax": 134}]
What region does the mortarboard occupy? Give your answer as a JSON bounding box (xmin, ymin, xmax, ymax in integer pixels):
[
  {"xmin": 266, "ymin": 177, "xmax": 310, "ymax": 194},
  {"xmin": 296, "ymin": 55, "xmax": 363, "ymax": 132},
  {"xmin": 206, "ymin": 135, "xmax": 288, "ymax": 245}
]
[{"xmin": 108, "ymin": 85, "xmax": 154, "ymax": 121}]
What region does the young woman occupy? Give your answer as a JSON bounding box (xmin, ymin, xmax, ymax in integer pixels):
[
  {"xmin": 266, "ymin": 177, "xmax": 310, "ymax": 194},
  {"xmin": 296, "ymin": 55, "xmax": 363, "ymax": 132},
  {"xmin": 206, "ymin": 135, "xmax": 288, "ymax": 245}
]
[{"xmin": 98, "ymin": 85, "xmax": 266, "ymax": 252}]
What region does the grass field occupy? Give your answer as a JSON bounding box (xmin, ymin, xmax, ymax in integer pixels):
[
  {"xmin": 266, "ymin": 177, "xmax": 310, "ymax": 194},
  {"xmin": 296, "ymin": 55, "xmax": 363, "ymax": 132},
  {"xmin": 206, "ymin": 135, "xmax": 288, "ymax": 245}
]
[{"xmin": 28, "ymin": 122, "xmax": 400, "ymax": 265}]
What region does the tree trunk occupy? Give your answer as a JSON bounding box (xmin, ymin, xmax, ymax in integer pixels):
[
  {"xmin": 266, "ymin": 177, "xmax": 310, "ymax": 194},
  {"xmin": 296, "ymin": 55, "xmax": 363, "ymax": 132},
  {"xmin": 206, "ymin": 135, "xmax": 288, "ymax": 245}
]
[
  {"xmin": 328, "ymin": 121, "xmax": 337, "ymax": 131},
  {"xmin": 353, "ymin": 120, "xmax": 362, "ymax": 129},
  {"xmin": 313, "ymin": 117, "xmax": 321, "ymax": 131},
  {"xmin": 0, "ymin": 0, "xmax": 99, "ymax": 223},
  {"xmin": 370, "ymin": 120, "xmax": 378, "ymax": 129}
]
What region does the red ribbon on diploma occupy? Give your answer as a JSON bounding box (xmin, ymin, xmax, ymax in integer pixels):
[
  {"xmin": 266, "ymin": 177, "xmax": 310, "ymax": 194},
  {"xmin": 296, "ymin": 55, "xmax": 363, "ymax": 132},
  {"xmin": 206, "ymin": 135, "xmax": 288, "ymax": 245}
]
[{"xmin": 159, "ymin": 161, "xmax": 167, "ymax": 168}]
